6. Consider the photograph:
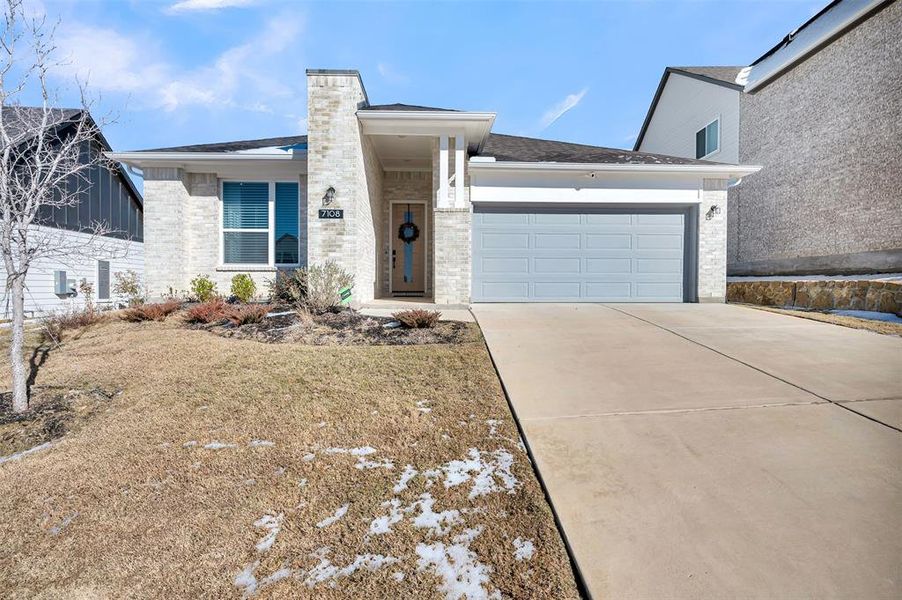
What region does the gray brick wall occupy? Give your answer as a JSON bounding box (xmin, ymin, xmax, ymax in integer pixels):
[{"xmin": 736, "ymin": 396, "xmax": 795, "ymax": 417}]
[
  {"xmin": 433, "ymin": 209, "xmax": 471, "ymax": 304},
  {"xmin": 142, "ymin": 167, "xmax": 188, "ymax": 296},
  {"xmin": 733, "ymin": 1, "xmax": 902, "ymax": 274}
]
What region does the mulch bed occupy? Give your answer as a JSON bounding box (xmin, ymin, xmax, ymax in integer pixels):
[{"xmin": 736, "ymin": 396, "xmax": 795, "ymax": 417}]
[
  {"xmin": 0, "ymin": 386, "xmax": 116, "ymax": 457},
  {"xmin": 194, "ymin": 307, "xmax": 479, "ymax": 345}
]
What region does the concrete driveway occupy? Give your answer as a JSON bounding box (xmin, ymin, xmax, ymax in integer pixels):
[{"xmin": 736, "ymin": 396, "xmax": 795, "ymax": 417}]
[{"xmin": 473, "ymin": 303, "xmax": 902, "ymax": 599}]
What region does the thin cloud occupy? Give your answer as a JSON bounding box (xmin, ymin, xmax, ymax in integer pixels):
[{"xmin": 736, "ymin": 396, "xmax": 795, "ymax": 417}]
[
  {"xmin": 539, "ymin": 88, "xmax": 588, "ymax": 130},
  {"xmin": 377, "ymin": 62, "xmax": 409, "ymax": 84},
  {"xmin": 55, "ymin": 14, "xmax": 305, "ymax": 114},
  {"xmin": 166, "ymin": 0, "xmax": 258, "ymax": 14}
]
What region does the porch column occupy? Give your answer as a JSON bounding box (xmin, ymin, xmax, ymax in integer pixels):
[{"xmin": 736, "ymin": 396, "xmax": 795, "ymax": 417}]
[
  {"xmin": 454, "ymin": 133, "xmax": 465, "ymax": 208},
  {"xmin": 438, "ymin": 134, "xmax": 450, "ymax": 208}
]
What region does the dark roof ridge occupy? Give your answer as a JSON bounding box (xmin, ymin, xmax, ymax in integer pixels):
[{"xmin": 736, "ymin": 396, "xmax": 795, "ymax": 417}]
[{"xmin": 136, "ymin": 134, "xmax": 308, "ymax": 153}]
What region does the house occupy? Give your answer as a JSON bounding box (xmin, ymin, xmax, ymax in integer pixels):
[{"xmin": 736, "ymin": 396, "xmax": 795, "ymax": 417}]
[
  {"xmin": 0, "ymin": 107, "xmax": 144, "ymax": 318},
  {"xmin": 635, "ymin": 0, "xmax": 901, "ymax": 276},
  {"xmin": 109, "ymin": 70, "xmax": 759, "ymax": 306}
]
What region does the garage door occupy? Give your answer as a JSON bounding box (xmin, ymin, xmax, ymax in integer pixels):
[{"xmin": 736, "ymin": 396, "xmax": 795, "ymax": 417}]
[{"xmin": 471, "ymin": 206, "xmax": 689, "ymax": 302}]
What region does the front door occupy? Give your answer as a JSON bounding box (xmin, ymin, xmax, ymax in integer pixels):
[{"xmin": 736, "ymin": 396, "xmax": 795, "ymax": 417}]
[{"xmin": 391, "ymin": 203, "xmax": 426, "ymax": 295}]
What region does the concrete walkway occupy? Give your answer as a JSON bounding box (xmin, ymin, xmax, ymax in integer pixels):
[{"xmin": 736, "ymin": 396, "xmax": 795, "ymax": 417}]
[{"xmin": 473, "ymin": 303, "xmax": 902, "ymax": 599}]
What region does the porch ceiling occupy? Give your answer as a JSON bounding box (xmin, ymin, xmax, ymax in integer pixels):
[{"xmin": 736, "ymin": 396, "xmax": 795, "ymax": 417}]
[{"xmin": 368, "ymin": 135, "xmax": 434, "ymax": 171}]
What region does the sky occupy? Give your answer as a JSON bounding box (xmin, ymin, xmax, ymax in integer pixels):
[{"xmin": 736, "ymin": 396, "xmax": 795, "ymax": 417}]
[{"xmin": 24, "ymin": 0, "xmax": 826, "ymax": 156}]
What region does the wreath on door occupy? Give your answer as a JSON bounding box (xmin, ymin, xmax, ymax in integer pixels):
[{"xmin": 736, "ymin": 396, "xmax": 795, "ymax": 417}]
[{"xmin": 397, "ymin": 204, "xmax": 420, "ymax": 243}]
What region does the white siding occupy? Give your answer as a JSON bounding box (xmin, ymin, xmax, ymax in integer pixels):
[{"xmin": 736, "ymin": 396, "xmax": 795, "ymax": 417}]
[
  {"xmin": 638, "ymin": 73, "xmax": 740, "ymax": 164},
  {"xmin": 0, "ymin": 225, "xmax": 144, "ymax": 318}
]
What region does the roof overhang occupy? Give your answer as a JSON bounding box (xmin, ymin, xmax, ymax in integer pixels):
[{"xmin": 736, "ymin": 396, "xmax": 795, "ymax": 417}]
[
  {"xmin": 106, "ymin": 150, "xmax": 305, "ymax": 169},
  {"xmin": 745, "ymin": 0, "xmax": 889, "ymax": 92},
  {"xmin": 357, "ymin": 110, "xmax": 496, "ymax": 152},
  {"xmin": 468, "ymin": 159, "xmax": 762, "ymax": 179}
]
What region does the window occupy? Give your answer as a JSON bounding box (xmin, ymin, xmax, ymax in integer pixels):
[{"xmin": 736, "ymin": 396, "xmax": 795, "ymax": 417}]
[
  {"xmin": 275, "ymin": 182, "xmax": 300, "ymax": 265},
  {"xmin": 222, "ymin": 181, "xmax": 301, "ymax": 266},
  {"xmin": 695, "ymin": 119, "xmax": 719, "ymax": 159},
  {"xmin": 97, "ymin": 260, "xmax": 110, "ymax": 300},
  {"xmin": 223, "ymin": 181, "xmax": 269, "ymax": 264}
]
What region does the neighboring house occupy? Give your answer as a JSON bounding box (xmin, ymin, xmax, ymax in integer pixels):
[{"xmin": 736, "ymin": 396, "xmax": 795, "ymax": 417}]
[
  {"xmin": 635, "ymin": 0, "xmax": 901, "ymax": 276},
  {"xmin": 0, "ymin": 107, "xmax": 144, "ymax": 318},
  {"xmin": 110, "ymin": 70, "xmax": 758, "ymax": 306}
]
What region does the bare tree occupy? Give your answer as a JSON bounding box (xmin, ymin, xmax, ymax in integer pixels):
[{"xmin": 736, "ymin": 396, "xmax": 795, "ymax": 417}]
[{"xmin": 1, "ymin": 0, "xmax": 118, "ymax": 413}]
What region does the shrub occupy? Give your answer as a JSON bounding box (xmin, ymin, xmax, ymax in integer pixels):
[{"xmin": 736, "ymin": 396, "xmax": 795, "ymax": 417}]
[
  {"xmin": 224, "ymin": 304, "xmax": 272, "ymax": 326},
  {"xmin": 113, "ymin": 270, "xmax": 145, "ymax": 306},
  {"xmin": 268, "ymin": 262, "xmax": 353, "ymax": 314},
  {"xmin": 392, "ymin": 309, "xmax": 441, "ymax": 329},
  {"xmin": 268, "ymin": 269, "xmax": 306, "ymax": 304},
  {"xmin": 41, "ymin": 308, "xmax": 107, "ymax": 343},
  {"xmin": 78, "ymin": 279, "xmax": 95, "ymax": 313},
  {"xmin": 190, "ymin": 275, "xmax": 218, "ymax": 302},
  {"xmin": 121, "ymin": 300, "xmax": 182, "ymax": 322},
  {"xmin": 183, "ymin": 299, "xmax": 228, "ymax": 324},
  {"xmin": 230, "ymin": 273, "xmax": 256, "ymax": 303}
]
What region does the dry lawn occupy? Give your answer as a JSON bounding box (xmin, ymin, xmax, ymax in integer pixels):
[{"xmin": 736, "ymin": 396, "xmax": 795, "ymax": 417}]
[
  {"xmin": 742, "ymin": 304, "xmax": 902, "ymax": 336},
  {"xmin": 0, "ymin": 318, "xmax": 579, "ymax": 599}
]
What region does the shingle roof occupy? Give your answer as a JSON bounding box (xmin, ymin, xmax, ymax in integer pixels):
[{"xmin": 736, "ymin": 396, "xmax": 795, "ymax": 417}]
[
  {"xmin": 670, "ymin": 66, "xmax": 744, "ymax": 86},
  {"xmin": 358, "ymin": 103, "xmax": 458, "ymax": 112},
  {"xmin": 137, "ymin": 134, "xmax": 308, "ymax": 153},
  {"xmin": 1, "ymin": 106, "xmax": 84, "ymax": 145},
  {"xmin": 479, "ymin": 133, "xmax": 715, "ymax": 165}
]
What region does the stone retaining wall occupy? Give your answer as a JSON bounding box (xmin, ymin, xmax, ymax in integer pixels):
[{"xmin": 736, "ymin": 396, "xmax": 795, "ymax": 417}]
[{"xmin": 727, "ymin": 280, "xmax": 902, "ymax": 315}]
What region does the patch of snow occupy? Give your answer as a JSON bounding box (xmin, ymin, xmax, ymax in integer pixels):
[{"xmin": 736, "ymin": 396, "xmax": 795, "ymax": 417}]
[
  {"xmin": 249, "ymin": 440, "xmax": 275, "ymax": 447},
  {"xmin": 182, "ymin": 441, "xmax": 198, "ymax": 447},
  {"xmin": 158, "ymin": 442, "xmax": 171, "ymax": 448},
  {"xmin": 486, "ymin": 420, "xmax": 501, "ymax": 436},
  {"xmin": 197, "ymin": 405, "xmax": 209, "ymax": 411},
  {"xmin": 513, "ymin": 537, "xmax": 535, "ymax": 561},
  {"xmin": 298, "ymin": 478, "xmax": 307, "ymax": 488},
  {"xmin": 234, "ymin": 561, "xmax": 292, "ymax": 599},
  {"xmin": 0, "ymin": 441, "xmax": 52, "ymax": 464},
  {"xmin": 316, "ymin": 504, "xmax": 349, "ymax": 528},
  {"xmin": 383, "ymin": 320, "xmax": 402, "ymax": 329},
  {"xmin": 393, "ymin": 464, "xmax": 418, "ymax": 493},
  {"xmin": 356, "ymin": 457, "xmax": 394, "ymax": 470},
  {"xmin": 266, "ymin": 310, "xmax": 294, "ymax": 318},
  {"xmin": 416, "ymin": 526, "xmax": 500, "ymax": 600},
  {"xmin": 831, "ymin": 310, "xmax": 902, "ymax": 323},
  {"xmin": 254, "ymin": 513, "xmax": 283, "ymax": 552},
  {"xmin": 439, "ymin": 448, "xmax": 518, "ymax": 499},
  {"xmin": 204, "ymin": 442, "xmax": 236, "ymax": 450},
  {"xmin": 409, "ymin": 493, "xmax": 462, "ymax": 537},
  {"xmin": 317, "ymin": 421, "xmax": 327, "ymax": 428},
  {"xmin": 302, "ymin": 453, "xmax": 315, "ymax": 462},
  {"xmin": 244, "ymin": 479, "xmax": 256, "ymax": 486},
  {"xmin": 304, "ymin": 548, "xmax": 399, "ymax": 587},
  {"xmin": 274, "ymin": 466, "xmax": 286, "ymax": 476},
  {"xmin": 393, "ymin": 571, "xmax": 405, "ymax": 582},
  {"xmin": 369, "ymin": 499, "xmax": 403, "ymax": 536},
  {"xmin": 416, "ymin": 400, "xmax": 432, "ymax": 413}
]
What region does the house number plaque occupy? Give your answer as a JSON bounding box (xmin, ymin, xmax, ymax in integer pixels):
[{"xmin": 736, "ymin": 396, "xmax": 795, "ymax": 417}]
[{"xmin": 318, "ymin": 208, "xmax": 344, "ymax": 219}]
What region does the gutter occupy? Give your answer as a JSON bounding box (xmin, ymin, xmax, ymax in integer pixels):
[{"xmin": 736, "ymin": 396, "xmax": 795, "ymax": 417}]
[
  {"xmin": 106, "ymin": 151, "xmax": 302, "ymax": 163},
  {"xmin": 468, "ymin": 160, "xmax": 762, "ymax": 179}
]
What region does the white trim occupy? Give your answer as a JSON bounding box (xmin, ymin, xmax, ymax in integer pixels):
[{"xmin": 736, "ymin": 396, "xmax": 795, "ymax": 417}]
[
  {"xmin": 454, "ymin": 133, "xmax": 465, "ymax": 208},
  {"xmin": 388, "ymin": 199, "xmax": 429, "ymax": 297},
  {"xmin": 357, "ymin": 111, "xmax": 495, "ymax": 153},
  {"xmin": 438, "ymin": 135, "xmax": 450, "ymax": 209},
  {"xmin": 467, "ymin": 160, "xmax": 761, "ymax": 178},
  {"xmin": 695, "ymin": 117, "xmax": 721, "ymax": 160}
]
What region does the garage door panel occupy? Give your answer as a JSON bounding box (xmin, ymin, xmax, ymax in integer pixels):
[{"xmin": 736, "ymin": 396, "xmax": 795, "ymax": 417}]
[
  {"xmin": 534, "ymin": 233, "xmax": 581, "ymax": 249},
  {"xmin": 481, "ymin": 257, "xmax": 529, "ymax": 273},
  {"xmin": 636, "ymin": 233, "xmax": 683, "ymax": 249},
  {"xmin": 472, "ymin": 208, "xmax": 688, "ymax": 302},
  {"xmin": 534, "ymin": 257, "xmax": 581, "ymax": 273},
  {"xmin": 482, "ymin": 232, "xmax": 530, "ymax": 249},
  {"xmin": 586, "ymin": 258, "xmax": 632, "ymax": 273},
  {"xmin": 586, "ymin": 234, "xmax": 632, "ymax": 249},
  {"xmin": 534, "ymin": 281, "xmax": 582, "ymax": 298}
]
